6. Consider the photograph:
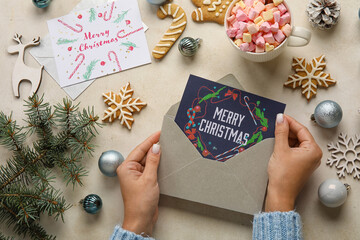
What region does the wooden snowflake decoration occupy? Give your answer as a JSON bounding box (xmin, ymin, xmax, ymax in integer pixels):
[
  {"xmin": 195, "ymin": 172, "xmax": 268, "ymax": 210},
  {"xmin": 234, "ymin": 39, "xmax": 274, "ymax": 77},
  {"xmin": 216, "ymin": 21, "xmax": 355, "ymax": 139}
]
[
  {"xmin": 102, "ymin": 82, "xmax": 147, "ymax": 130},
  {"xmin": 284, "ymin": 55, "xmax": 336, "ymax": 101},
  {"xmin": 327, "ymin": 133, "xmax": 360, "ymax": 180}
]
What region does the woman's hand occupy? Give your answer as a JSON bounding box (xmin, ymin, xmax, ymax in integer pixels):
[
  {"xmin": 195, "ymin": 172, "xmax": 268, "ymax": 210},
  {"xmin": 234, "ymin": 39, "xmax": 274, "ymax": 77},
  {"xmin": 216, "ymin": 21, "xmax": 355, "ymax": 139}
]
[
  {"xmin": 266, "ymin": 114, "xmax": 322, "ymax": 212},
  {"xmin": 116, "ymin": 131, "xmax": 161, "ymax": 236}
]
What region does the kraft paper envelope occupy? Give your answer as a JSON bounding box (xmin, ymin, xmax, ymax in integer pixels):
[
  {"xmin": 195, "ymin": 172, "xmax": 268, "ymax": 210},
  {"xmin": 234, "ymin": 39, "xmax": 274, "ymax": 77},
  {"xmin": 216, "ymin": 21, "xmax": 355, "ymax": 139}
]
[{"xmin": 158, "ymin": 74, "xmax": 274, "ymax": 215}]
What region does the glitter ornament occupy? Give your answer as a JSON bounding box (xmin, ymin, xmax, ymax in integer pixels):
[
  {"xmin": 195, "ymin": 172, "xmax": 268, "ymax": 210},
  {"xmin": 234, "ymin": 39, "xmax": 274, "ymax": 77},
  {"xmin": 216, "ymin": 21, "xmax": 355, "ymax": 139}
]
[
  {"xmin": 147, "ymin": 0, "xmax": 167, "ymax": 5},
  {"xmin": 32, "ymin": 0, "xmax": 51, "ymax": 8},
  {"xmin": 80, "ymin": 194, "xmax": 103, "ymax": 214},
  {"xmin": 311, "ymin": 100, "xmax": 342, "ymax": 128},
  {"xmin": 306, "ymin": 0, "xmax": 341, "ymax": 30},
  {"xmin": 318, "ymin": 179, "xmax": 350, "ymax": 208},
  {"xmin": 178, "ymin": 37, "xmax": 202, "ymax": 57},
  {"xmin": 98, "ymin": 150, "xmax": 124, "ymax": 177}
]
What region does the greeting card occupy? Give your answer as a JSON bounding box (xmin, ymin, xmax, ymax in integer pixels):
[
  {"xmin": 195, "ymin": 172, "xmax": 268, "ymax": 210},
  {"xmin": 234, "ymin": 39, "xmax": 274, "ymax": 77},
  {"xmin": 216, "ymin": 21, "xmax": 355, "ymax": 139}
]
[
  {"xmin": 47, "ymin": 0, "xmax": 151, "ymax": 88},
  {"xmin": 175, "ymin": 75, "xmax": 286, "ymax": 162}
]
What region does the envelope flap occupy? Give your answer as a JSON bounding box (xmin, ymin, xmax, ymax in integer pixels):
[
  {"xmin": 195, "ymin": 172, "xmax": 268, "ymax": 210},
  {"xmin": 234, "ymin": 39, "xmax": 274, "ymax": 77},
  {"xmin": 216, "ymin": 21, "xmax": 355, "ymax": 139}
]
[
  {"xmin": 29, "ymin": 35, "xmax": 54, "ymax": 58},
  {"xmin": 165, "ymin": 74, "xmax": 244, "ymax": 117}
]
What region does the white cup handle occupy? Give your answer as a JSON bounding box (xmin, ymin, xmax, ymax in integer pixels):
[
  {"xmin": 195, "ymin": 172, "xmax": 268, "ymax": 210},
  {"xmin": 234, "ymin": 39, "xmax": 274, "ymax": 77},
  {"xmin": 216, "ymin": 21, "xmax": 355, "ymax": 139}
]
[{"xmin": 287, "ymin": 26, "xmax": 312, "ymax": 47}]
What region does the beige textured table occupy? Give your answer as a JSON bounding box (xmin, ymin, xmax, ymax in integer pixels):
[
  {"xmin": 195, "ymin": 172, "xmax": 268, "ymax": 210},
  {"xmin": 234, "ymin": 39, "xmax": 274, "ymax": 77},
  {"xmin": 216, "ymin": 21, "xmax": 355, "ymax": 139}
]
[{"xmin": 1, "ymin": 0, "xmax": 359, "ymax": 239}]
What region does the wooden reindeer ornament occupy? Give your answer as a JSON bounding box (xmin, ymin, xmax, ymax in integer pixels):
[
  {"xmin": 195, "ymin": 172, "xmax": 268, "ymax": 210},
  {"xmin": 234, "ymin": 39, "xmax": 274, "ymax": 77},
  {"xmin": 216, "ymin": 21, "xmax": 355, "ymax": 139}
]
[{"xmin": 8, "ymin": 33, "xmax": 44, "ymax": 97}]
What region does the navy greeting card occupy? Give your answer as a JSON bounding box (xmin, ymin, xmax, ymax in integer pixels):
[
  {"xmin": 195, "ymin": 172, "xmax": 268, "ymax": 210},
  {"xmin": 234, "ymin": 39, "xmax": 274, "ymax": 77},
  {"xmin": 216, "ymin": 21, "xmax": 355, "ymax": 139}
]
[{"xmin": 175, "ymin": 75, "xmax": 286, "ymax": 162}]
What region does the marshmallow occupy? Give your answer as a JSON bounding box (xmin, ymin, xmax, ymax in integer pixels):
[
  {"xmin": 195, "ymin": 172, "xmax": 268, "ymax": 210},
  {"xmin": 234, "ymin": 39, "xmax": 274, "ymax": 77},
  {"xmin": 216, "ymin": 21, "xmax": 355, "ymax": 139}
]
[
  {"xmin": 255, "ymin": 36, "xmax": 265, "ymax": 47},
  {"xmin": 234, "ymin": 39, "xmax": 243, "ymax": 46},
  {"xmin": 270, "ymin": 22, "xmax": 279, "ymax": 33},
  {"xmin": 256, "ymin": 45, "xmax": 265, "ymax": 53},
  {"xmin": 279, "ymin": 12, "xmax": 291, "ymax": 26},
  {"xmin": 259, "ymin": 22, "xmax": 271, "ymax": 32},
  {"xmin": 265, "ymin": 43, "xmax": 275, "ymax": 52},
  {"xmin": 238, "ymin": 21, "xmax": 248, "ymax": 32},
  {"xmin": 243, "ymin": 33, "xmax": 252, "ymax": 43},
  {"xmin": 254, "ymin": 16, "xmax": 264, "ymax": 25},
  {"xmin": 236, "ymin": 1, "xmax": 246, "ymax": 9},
  {"xmin": 239, "ymin": 42, "xmax": 250, "ymax": 51},
  {"xmin": 265, "ymin": 3, "xmax": 274, "ymax": 11},
  {"xmin": 263, "ymin": 32, "xmax": 275, "ymax": 43},
  {"xmin": 247, "ymin": 22, "xmax": 259, "ymax": 34},
  {"xmin": 248, "ymin": 42, "xmax": 256, "ymax": 52},
  {"xmin": 248, "ymin": 8, "xmax": 260, "ymax": 20},
  {"xmin": 277, "ymin": 3, "xmax": 287, "ymax": 14},
  {"xmin": 281, "ymin": 24, "xmax": 292, "ymax": 37},
  {"xmin": 235, "ymin": 31, "xmax": 243, "ymax": 39},
  {"xmin": 254, "ymin": 2, "xmax": 265, "ymax": 13},
  {"xmin": 227, "ymin": 15, "xmax": 236, "ymax": 24},
  {"xmin": 273, "ymin": 0, "xmax": 284, "ymax": 7},
  {"xmin": 244, "ymin": 0, "xmax": 255, "ymax": 7},
  {"xmin": 262, "ymin": 10, "xmax": 273, "ymax": 22},
  {"xmin": 232, "ymin": 5, "xmax": 240, "ymax": 14},
  {"xmin": 274, "ymin": 30, "xmax": 285, "ymax": 43},
  {"xmin": 236, "ymin": 10, "xmax": 248, "ymax": 21},
  {"xmin": 226, "ymin": 28, "xmax": 237, "ymax": 38},
  {"xmin": 273, "ymin": 11, "xmax": 281, "ymax": 23}
]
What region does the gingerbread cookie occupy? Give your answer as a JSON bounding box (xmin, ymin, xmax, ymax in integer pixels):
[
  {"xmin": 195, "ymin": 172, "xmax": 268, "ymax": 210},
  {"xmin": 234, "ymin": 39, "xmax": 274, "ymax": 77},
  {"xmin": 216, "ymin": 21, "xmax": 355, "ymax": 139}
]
[
  {"xmin": 152, "ymin": 3, "xmax": 187, "ymax": 60},
  {"xmin": 102, "ymin": 83, "xmax": 147, "ymax": 130},
  {"xmin": 284, "ymin": 55, "xmax": 336, "ymax": 101},
  {"xmin": 191, "ymin": 0, "xmax": 233, "ymax": 25}
]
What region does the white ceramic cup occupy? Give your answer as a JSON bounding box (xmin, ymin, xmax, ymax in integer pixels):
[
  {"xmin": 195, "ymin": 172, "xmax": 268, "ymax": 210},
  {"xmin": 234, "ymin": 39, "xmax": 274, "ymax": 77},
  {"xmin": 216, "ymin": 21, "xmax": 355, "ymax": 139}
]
[{"xmin": 224, "ymin": 1, "xmax": 311, "ymax": 62}]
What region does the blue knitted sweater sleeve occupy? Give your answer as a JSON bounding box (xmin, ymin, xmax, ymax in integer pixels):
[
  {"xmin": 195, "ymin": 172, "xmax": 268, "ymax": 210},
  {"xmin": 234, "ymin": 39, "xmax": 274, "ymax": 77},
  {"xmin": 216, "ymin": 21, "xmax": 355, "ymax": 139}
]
[
  {"xmin": 109, "ymin": 226, "xmax": 154, "ymax": 240},
  {"xmin": 252, "ymin": 211, "xmax": 303, "ymax": 240},
  {"xmin": 110, "ymin": 211, "xmax": 303, "ymax": 240}
]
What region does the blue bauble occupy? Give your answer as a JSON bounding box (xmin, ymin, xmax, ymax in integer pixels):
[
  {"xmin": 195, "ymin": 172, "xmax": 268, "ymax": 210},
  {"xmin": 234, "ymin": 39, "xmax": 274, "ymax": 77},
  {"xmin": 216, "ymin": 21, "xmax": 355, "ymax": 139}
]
[
  {"xmin": 146, "ymin": 0, "xmax": 167, "ymax": 5},
  {"xmin": 32, "ymin": 0, "xmax": 51, "ymax": 8},
  {"xmin": 81, "ymin": 194, "xmax": 102, "ymax": 214},
  {"xmin": 98, "ymin": 150, "xmax": 124, "ymax": 177}
]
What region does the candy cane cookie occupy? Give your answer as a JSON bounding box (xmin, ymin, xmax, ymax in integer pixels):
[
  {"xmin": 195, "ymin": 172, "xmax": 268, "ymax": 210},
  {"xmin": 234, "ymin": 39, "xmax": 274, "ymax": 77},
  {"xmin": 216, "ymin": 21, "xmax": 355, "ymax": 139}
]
[
  {"xmin": 152, "ymin": 3, "xmax": 187, "ymax": 60},
  {"xmin": 191, "ymin": 0, "xmax": 233, "ymax": 25}
]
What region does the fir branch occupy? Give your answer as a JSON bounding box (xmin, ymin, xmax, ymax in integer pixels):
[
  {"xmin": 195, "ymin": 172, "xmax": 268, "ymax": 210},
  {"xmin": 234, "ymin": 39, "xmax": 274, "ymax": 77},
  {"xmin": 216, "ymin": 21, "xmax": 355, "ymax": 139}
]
[
  {"xmin": 121, "ymin": 41, "xmax": 137, "ymax": 48},
  {"xmin": 83, "ymin": 60, "xmax": 99, "ymax": 80},
  {"xmin": 56, "ymin": 38, "xmax": 78, "ymax": 45},
  {"xmin": 0, "ymin": 232, "xmax": 14, "ymax": 240},
  {"xmin": 114, "ymin": 9, "xmax": 129, "ymax": 23}
]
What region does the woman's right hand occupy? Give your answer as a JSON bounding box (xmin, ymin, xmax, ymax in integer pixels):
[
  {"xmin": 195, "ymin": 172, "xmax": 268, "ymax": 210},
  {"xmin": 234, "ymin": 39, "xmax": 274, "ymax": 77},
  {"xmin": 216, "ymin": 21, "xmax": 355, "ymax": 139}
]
[{"xmin": 265, "ymin": 114, "xmax": 322, "ymax": 212}]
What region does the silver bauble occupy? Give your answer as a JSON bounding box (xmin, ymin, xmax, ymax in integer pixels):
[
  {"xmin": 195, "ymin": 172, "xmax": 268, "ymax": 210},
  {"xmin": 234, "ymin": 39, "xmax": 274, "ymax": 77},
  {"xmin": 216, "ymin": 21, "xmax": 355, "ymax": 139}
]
[
  {"xmin": 146, "ymin": 0, "xmax": 167, "ymax": 5},
  {"xmin": 318, "ymin": 179, "xmax": 350, "ymax": 208},
  {"xmin": 178, "ymin": 37, "xmax": 202, "ymax": 57},
  {"xmin": 98, "ymin": 150, "xmax": 124, "ymax": 177},
  {"xmin": 311, "ymin": 100, "xmax": 342, "ymax": 128}
]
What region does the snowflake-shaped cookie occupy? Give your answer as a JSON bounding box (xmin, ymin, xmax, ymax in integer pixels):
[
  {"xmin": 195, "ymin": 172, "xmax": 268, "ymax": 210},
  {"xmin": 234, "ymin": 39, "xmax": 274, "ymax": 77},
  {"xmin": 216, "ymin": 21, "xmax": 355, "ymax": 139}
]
[
  {"xmin": 327, "ymin": 133, "xmax": 360, "ymax": 180},
  {"xmin": 284, "ymin": 55, "xmax": 336, "ymax": 101},
  {"xmin": 102, "ymin": 83, "xmax": 146, "ymax": 130}
]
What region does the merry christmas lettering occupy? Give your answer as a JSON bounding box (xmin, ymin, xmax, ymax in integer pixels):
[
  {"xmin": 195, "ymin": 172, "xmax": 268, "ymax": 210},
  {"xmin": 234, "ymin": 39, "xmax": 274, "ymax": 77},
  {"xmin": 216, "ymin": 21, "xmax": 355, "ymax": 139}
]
[
  {"xmin": 79, "ymin": 27, "xmax": 143, "ymax": 52},
  {"xmin": 198, "ymin": 107, "xmax": 250, "ymax": 145}
]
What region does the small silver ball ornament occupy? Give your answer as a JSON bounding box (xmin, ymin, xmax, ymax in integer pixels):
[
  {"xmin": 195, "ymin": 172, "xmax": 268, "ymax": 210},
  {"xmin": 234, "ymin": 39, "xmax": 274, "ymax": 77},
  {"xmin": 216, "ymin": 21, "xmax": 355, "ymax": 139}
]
[
  {"xmin": 98, "ymin": 150, "xmax": 124, "ymax": 177},
  {"xmin": 318, "ymin": 179, "xmax": 350, "ymax": 208},
  {"xmin": 178, "ymin": 37, "xmax": 202, "ymax": 57},
  {"xmin": 311, "ymin": 100, "xmax": 342, "ymax": 128}
]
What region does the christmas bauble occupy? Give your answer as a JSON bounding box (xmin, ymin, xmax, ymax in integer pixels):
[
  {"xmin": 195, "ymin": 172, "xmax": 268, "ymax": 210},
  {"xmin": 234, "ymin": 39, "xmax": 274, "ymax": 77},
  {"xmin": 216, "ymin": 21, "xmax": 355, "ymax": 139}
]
[
  {"xmin": 311, "ymin": 100, "xmax": 342, "ymax": 128},
  {"xmin": 318, "ymin": 179, "xmax": 350, "ymax": 208},
  {"xmin": 178, "ymin": 37, "xmax": 202, "ymax": 57},
  {"xmin": 32, "ymin": 0, "xmax": 51, "ymax": 8},
  {"xmin": 81, "ymin": 194, "xmax": 103, "ymax": 214},
  {"xmin": 98, "ymin": 150, "xmax": 124, "ymax": 177},
  {"xmin": 147, "ymin": 0, "xmax": 167, "ymax": 5}
]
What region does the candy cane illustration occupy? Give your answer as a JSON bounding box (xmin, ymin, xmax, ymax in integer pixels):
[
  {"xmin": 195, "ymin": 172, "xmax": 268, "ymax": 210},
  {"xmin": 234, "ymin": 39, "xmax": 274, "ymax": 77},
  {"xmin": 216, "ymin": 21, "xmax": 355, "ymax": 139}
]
[
  {"xmin": 103, "ymin": 1, "xmax": 115, "ymax": 21},
  {"xmin": 186, "ymin": 108, "xmax": 196, "ymax": 130},
  {"xmin": 69, "ymin": 53, "xmax": 85, "ymax": 79},
  {"xmin": 244, "ymin": 96, "xmax": 257, "ymax": 126},
  {"xmin": 57, "ymin": 19, "xmax": 83, "ymax": 33},
  {"xmin": 108, "ymin": 51, "xmax": 122, "ymax": 71}
]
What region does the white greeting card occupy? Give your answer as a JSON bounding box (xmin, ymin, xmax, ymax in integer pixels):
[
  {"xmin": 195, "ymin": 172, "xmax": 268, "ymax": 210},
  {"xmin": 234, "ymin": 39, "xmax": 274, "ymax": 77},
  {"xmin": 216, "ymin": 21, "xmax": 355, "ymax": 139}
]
[{"xmin": 47, "ymin": 0, "xmax": 151, "ymax": 88}]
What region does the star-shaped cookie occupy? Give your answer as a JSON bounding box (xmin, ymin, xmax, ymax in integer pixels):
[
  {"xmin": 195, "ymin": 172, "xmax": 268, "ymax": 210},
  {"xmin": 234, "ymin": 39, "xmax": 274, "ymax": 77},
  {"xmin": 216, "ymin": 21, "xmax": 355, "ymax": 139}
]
[
  {"xmin": 102, "ymin": 83, "xmax": 146, "ymax": 130},
  {"xmin": 284, "ymin": 55, "xmax": 336, "ymax": 101}
]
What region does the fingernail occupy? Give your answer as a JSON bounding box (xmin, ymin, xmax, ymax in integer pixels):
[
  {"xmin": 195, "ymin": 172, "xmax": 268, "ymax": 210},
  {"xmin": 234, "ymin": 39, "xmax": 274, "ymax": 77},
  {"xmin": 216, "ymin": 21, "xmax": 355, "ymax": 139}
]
[
  {"xmin": 152, "ymin": 143, "xmax": 160, "ymax": 154},
  {"xmin": 276, "ymin": 113, "xmax": 284, "ymax": 124}
]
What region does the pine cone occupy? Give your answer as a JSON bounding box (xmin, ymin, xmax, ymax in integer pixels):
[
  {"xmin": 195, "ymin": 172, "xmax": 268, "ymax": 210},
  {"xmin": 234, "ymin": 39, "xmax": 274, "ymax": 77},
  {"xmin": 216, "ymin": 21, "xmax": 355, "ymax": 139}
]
[{"xmin": 306, "ymin": 0, "xmax": 341, "ymax": 30}]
